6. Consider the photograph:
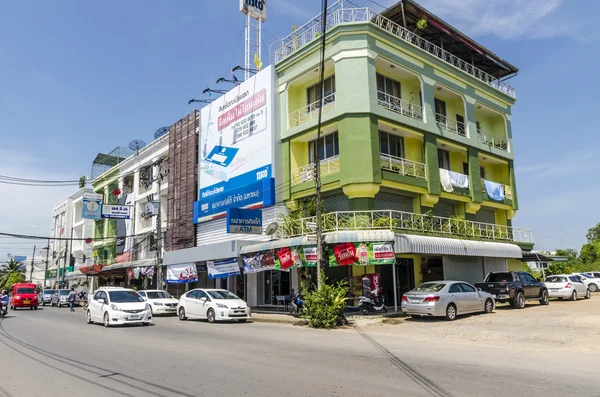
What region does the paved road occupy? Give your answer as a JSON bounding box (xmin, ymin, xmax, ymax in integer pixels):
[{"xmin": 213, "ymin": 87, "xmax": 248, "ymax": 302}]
[{"xmin": 0, "ymin": 307, "xmax": 597, "ymax": 397}]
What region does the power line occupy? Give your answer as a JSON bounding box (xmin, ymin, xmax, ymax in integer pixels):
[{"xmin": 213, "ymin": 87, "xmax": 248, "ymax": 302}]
[{"xmin": 0, "ymin": 231, "xmax": 156, "ymax": 242}]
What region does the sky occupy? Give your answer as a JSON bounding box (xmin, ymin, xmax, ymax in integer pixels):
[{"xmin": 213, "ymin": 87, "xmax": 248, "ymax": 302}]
[{"xmin": 1, "ymin": 0, "xmax": 599, "ymax": 262}]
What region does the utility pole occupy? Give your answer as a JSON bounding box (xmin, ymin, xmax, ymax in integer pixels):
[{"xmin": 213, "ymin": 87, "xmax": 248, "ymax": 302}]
[
  {"xmin": 43, "ymin": 239, "xmax": 50, "ymax": 287},
  {"xmin": 29, "ymin": 245, "xmax": 36, "ymax": 282},
  {"xmin": 61, "ymin": 239, "xmax": 69, "ymax": 288},
  {"xmin": 314, "ymin": 0, "xmax": 328, "ymax": 290},
  {"xmin": 156, "ymin": 173, "xmax": 163, "ymax": 290}
]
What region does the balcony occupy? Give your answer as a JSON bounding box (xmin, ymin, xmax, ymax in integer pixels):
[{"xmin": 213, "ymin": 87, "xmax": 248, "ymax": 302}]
[
  {"xmin": 288, "ymin": 93, "xmax": 336, "ymax": 127},
  {"xmin": 377, "ymin": 91, "xmax": 423, "ymax": 121},
  {"xmin": 291, "ymin": 155, "xmax": 340, "ymax": 186},
  {"xmin": 278, "ymin": 210, "xmax": 533, "ymax": 244},
  {"xmin": 478, "ymin": 130, "xmax": 508, "ymax": 152},
  {"xmin": 270, "ymin": 3, "xmax": 516, "ymax": 98},
  {"xmin": 482, "ymin": 180, "xmax": 513, "ymax": 201},
  {"xmin": 436, "ymin": 113, "xmax": 466, "ymax": 137},
  {"xmin": 380, "ymin": 154, "xmax": 426, "ymax": 179}
]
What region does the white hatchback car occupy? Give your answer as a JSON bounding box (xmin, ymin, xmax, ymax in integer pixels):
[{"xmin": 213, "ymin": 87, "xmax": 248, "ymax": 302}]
[
  {"xmin": 86, "ymin": 288, "xmax": 152, "ymax": 327},
  {"xmin": 545, "ymin": 275, "xmax": 590, "ymax": 300},
  {"xmin": 572, "ymin": 273, "xmax": 599, "ymax": 293},
  {"xmin": 177, "ymin": 289, "xmax": 250, "ymax": 323},
  {"xmin": 138, "ymin": 290, "xmax": 179, "ymax": 315}
]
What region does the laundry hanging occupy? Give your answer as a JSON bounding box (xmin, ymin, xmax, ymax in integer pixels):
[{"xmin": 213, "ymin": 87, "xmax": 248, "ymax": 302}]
[
  {"xmin": 448, "ymin": 170, "xmax": 469, "ymax": 189},
  {"xmin": 483, "ymin": 180, "xmax": 506, "ymax": 201},
  {"xmin": 439, "ymin": 169, "xmax": 453, "ymax": 192}
]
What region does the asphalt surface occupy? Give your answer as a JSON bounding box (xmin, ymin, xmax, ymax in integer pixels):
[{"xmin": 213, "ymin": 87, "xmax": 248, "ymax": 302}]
[{"xmin": 0, "ymin": 306, "xmax": 597, "ymax": 397}]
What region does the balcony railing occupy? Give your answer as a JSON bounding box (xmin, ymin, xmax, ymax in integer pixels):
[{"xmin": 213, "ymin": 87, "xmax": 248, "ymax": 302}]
[
  {"xmin": 271, "ymin": 2, "xmax": 516, "ymax": 98},
  {"xmin": 291, "ymin": 156, "xmax": 340, "ymax": 186},
  {"xmin": 478, "ymin": 130, "xmax": 508, "ymax": 152},
  {"xmin": 482, "ymin": 180, "xmax": 513, "ymax": 200},
  {"xmin": 278, "ymin": 210, "xmax": 533, "ymax": 244},
  {"xmin": 288, "ymin": 93, "xmax": 336, "ymax": 127},
  {"xmin": 380, "ymin": 154, "xmax": 426, "ymax": 179},
  {"xmin": 436, "ymin": 113, "xmax": 466, "ymax": 137},
  {"xmin": 377, "ymin": 91, "xmax": 423, "ymax": 121}
]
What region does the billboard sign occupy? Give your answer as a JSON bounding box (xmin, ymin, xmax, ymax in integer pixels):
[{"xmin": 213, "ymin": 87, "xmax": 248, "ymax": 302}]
[
  {"xmin": 82, "ymin": 192, "xmax": 103, "ymax": 220},
  {"xmin": 329, "ymin": 242, "xmax": 395, "ymax": 267},
  {"xmin": 101, "ymin": 204, "xmax": 132, "ymax": 219},
  {"xmin": 14, "ymin": 256, "xmax": 27, "ymax": 264},
  {"xmin": 207, "ymin": 258, "xmax": 241, "ymax": 279},
  {"xmin": 240, "ymin": 0, "xmax": 267, "ymax": 22},
  {"xmin": 198, "ymin": 66, "xmax": 274, "ymax": 203},
  {"xmin": 226, "ymin": 208, "xmax": 262, "ymax": 234},
  {"xmin": 166, "ymin": 263, "xmax": 198, "ymax": 284}
]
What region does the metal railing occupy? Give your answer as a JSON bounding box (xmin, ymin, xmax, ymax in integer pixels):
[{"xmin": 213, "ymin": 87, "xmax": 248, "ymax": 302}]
[
  {"xmin": 271, "ymin": 2, "xmax": 516, "ymax": 98},
  {"xmin": 377, "ymin": 91, "xmax": 424, "ymax": 121},
  {"xmin": 436, "ymin": 113, "xmax": 466, "ymax": 137},
  {"xmin": 482, "ymin": 180, "xmax": 513, "ymax": 200},
  {"xmin": 278, "ymin": 210, "xmax": 533, "ymax": 243},
  {"xmin": 288, "ymin": 93, "xmax": 336, "ymax": 127},
  {"xmin": 291, "ymin": 155, "xmax": 340, "ymax": 186},
  {"xmin": 478, "ymin": 130, "xmax": 509, "ymax": 152},
  {"xmin": 380, "ymin": 154, "xmax": 426, "ymax": 179}
]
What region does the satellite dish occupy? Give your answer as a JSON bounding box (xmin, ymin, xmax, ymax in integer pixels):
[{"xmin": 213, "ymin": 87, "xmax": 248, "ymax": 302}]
[
  {"xmin": 128, "ymin": 139, "xmax": 147, "ymax": 155},
  {"xmin": 154, "ymin": 127, "xmax": 169, "ymax": 139},
  {"xmin": 265, "ymin": 222, "xmax": 279, "ymax": 236}
]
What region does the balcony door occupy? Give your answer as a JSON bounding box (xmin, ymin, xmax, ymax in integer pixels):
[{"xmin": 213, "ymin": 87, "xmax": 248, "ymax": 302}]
[
  {"xmin": 308, "ymin": 132, "xmax": 339, "ymax": 163},
  {"xmin": 379, "ymin": 131, "xmax": 405, "ymax": 159},
  {"xmin": 307, "ymin": 76, "xmax": 335, "ymax": 107}
]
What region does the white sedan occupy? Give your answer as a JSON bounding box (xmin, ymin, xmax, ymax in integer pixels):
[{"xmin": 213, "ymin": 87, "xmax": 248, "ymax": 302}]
[
  {"xmin": 138, "ymin": 290, "xmax": 178, "ymax": 315},
  {"xmin": 545, "ymin": 275, "xmax": 590, "ymax": 300},
  {"xmin": 572, "ymin": 273, "xmax": 599, "ymax": 293},
  {"xmin": 177, "ymin": 289, "xmax": 250, "ymax": 323}
]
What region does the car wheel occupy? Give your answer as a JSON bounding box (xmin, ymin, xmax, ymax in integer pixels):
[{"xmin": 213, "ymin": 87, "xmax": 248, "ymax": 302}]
[
  {"xmin": 484, "ymin": 299, "xmax": 494, "ymax": 313},
  {"xmin": 178, "ymin": 307, "xmax": 187, "ymax": 321},
  {"xmin": 103, "ymin": 312, "xmax": 110, "ymax": 327},
  {"xmin": 571, "ymin": 291, "xmax": 577, "ymax": 301},
  {"xmin": 589, "ymin": 283, "xmax": 598, "ymax": 292},
  {"xmin": 34, "ymin": 306, "xmax": 38, "ymax": 310},
  {"xmin": 360, "ymin": 306, "xmax": 370, "ymax": 316},
  {"xmin": 539, "ymin": 290, "xmax": 550, "ymax": 305},
  {"xmin": 50, "ymin": 301, "xmax": 54, "ymax": 307},
  {"xmin": 142, "ymin": 322, "xmax": 150, "ymax": 326},
  {"xmin": 585, "ymin": 289, "xmax": 591, "ymax": 299},
  {"xmin": 207, "ymin": 308, "xmax": 216, "ymax": 323},
  {"xmin": 86, "ymin": 310, "xmax": 93, "ymax": 324},
  {"xmin": 30, "ymin": 307, "xmax": 33, "ymax": 310},
  {"xmin": 42, "ymin": 302, "xmax": 46, "ymax": 306},
  {"xmin": 512, "ymin": 292, "xmax": 526, "ymax": 309},
  {"xmin": 445, "ymin": 304, "xmax": 457, "ymax": 321},
  {"xmin": 238, "ymin": 319, "xmax": 248, "ymax": 323}
]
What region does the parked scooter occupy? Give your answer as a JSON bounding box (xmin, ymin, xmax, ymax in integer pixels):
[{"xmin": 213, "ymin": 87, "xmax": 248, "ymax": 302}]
[
  {"xmin": 0, "ymin": 303, "xmax": 7, "ymax": 318},
  {"xmin": 288, "ymin": 292, "xmax": 304, "ymax": 317},
  {"xmin": 358, "ymin": 289, "xmax": 387, "ymax": 315}
]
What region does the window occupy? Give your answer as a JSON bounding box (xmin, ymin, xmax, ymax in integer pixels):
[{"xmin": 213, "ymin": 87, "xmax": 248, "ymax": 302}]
[
  {"xmin": 476, "ymin": 121, "xmax": 482, "ymax": 134},
  {"xmin": 459, "ymin": 283, "xmax": 476, "ymax": 293},
  {"xmin": 519, "ymin": 273, "xmax": 537, "ymax": 283},
  {"xmin": 486, "ymin": 272, "xmax": 513, "ymax": 282},
  {"xmin": 138, "ymin": 291, "xmax": 146, "ymax": 298},
  {"xmin": 593, "ymin": 273, "xmax": 600, "ymax": 278},
  {"xmin": 437, "ymin": 149, "xmax": 450, "ymax": 170},
  {"xmin": 16, "ymin": 288, "xmax": 35, "ymax": 294},
  {"xmin": 480, "ymin": 167, "xmax": 486, "ymax": 179},
  {"xmin": 448, "ymin": 284, "xmax": 462, "ymax": 293},
  {"xmin": 462, "ymin": 162, "xmax": 469, "ymax": 175},
  {"xmin": 545, "ymin": 276, "xmax": 567, "ymax": 283},
  {"xmin": 456, "ymin": 114, "xmax": 465, "ymax": 136},
  {"xmin": 569, "ymin": 276, "xmax": 582, "ymax": 283},
  {"xmin": 93, "ymin": 291, "xmax": 102, "ymax": 300},
  {"xmin": 147, "ymin": 291, "xmax": 173, "ymax": 299},
  {"xmin": 379, "ymin": 131, "xmax": 405, "ymax": 158},
  {"xmin": 415, "ymin": 283, "xmax": 446, "ymax": 292},
  {"xmin": 376, "ymin": 74, "xmax": 401, "ymax": 98},
  {"xmin": 308, "ymin": 132, "xmax": 339, "ymax": 163},
  {"xmin": 197, "ymin": 290, "xmax": 209, "ymax": 300},
  {"xmin": 108, "ymin": 291, "xmax": 145, "ymax": 303},
  {"xmin": 187, "ymin": 290, "xmax": 198, "ymax": 299},
  {"xmin": 307, "ymin": 76, "xmax": 335, "ymax": 105},
  {"xmin": 434, "ymin": 98, "xmax": 446, "ymax": 117},
  {"xmin": 207, "ymin": 290, "xmax": 240, "ymax": 300}
]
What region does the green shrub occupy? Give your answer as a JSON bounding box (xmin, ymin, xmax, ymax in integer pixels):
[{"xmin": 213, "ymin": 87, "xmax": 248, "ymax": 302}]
[{"xmin": 303, "ymin": 271, "xmax": 348, "ymax": 329}]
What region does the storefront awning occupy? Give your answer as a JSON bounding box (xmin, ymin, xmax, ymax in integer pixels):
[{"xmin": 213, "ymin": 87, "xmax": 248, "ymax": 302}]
[
  {"xmin": 102, "ymin": 259, "xmax": 156, "ymax": 272},
  {"xmin": 395, "ymin": 234, "xmax": 522, "ymax": 258},
  {"xmin": 239, "ymin": 236, "xmax": 313, "ymax": 255},
  {"xmin": 64, "ymin": 270, "xmax": 87, "ymax": 280}
]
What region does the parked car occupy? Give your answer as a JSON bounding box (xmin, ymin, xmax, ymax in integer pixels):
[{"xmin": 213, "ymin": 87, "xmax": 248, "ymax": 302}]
[
  {"xmin": 545, "ymin": 275, "xmax": 590, "ymax": 300},
  {"xmin": 475, "ymin": 271, "xmax": 549, "ymax": 309},
  {"xmin": 39, "ymin": 289, "xmax": 56, "ymax": 306},
  {"xmin": 86, "ymin": 287, "xmax": 151, "ymax": 327},
  {"xmin": 10, "ymin": 283, "xmax": 39, "ymax": 310},
  {"xmin": 177, "ymin": 289, "xmax": 250, "ymax": 323},
  {"xmin": 138, "ymin": 290, "xmax": 178, "ymax": 315},
  {"xmin": 50, "ymin": 289, "xmax": 71, "ymax": 307},
  {"xmin": 401, "ymin": 281, "xmax": 495, "ymax": 321},
  {"xmin": 572, "ymin": 273, "xmax": 599, "ymax": 292}
]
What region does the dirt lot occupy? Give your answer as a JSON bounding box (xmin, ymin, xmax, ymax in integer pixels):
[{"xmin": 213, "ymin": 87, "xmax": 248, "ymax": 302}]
[{"xmin": 358, "ymin": 294, "xmax": 600, "ymax": 350}]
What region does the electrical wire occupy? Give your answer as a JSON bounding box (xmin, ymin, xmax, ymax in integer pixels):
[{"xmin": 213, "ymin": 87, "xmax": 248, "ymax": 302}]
[{"xmin": 0, "ymin": 231, "xmax": 156, "ymax": 242}]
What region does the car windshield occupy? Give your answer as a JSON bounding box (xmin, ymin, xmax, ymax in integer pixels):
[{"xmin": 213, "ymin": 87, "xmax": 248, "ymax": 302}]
[
  {"xmin": 545, "ymin": 276, "xmax": 567, "ymax": 283},
  {"xmin": 16, "ymin": 288, "xmax": 35, "ymax": 294},
  {"xmin": 207, "ymin": 290, "xmax": 239, "ymax": 300},
  {"xmin": 43, "ymin": 290, "xmax": 55, "ymax": 295},
  {"xmin": 59, "ymin": 290, "xmax": 70, "ymax": 295},
  {"xmin": 414, "ymin": 283, "xmax": 446, "ymax": 292},
  {"xmin": 108, "ymin": 291, "xmax": 144, "ymax": 303},
  {"xmin": 486, "ymin": 272, "xmax": 513, "ymax": 282},
  {"xmin": 581, "ymin": 273, "xmax": 594, "ymax": 278},
  {"xmin": 147, "ymin": 291, "xmax": 173, "ymax": 299}
]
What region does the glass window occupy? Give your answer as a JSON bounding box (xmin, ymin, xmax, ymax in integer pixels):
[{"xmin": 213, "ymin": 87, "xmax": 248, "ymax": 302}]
[
  {"xmin": 476, "ymin": 121, "xmax": 482, "ymax": 134},
  {"xmin": 308, "ymin": 132, "xmax": 339, "ymax": 163},
  {"xmin": 376, "ymin": 74, "xmax": 401, "ymax": 98},
  {"xmin": 545, "ymin": 276, "xmax": 567, "ymax": 283},
  {"xmin": 138, "ymin": 291, "xmax": 146, "ymax": 297},
  {"xmin": 480, "ymin": 167, "xmax": 486, "ymax": 179},
  {"xmin": 569, "ymin": 276, "xmax": 581, "ymax": 283},
  {"xmin": 59, "ymin": 290, "xmax": 70, "ymax": 296},
  {"xmin": 486, "ymin": 272, "xmax": 513, "ymax": 282},
  {"xmin": 93, "ymin": 291, "xmax": 102, "ymax": 300},
  {"xmin": 437, "ymin": 149, "xmax": 450, "ymax": 170},
  {"xmin": 307, "ymin": 76, "xmax": 335, "ymax": 105},
  {"xmin": 593, "ymin": 273, "xmax": 600, "ymax": 278},
  {"xmin": 463, "ymin": 162, "xmax": 469, "ymax": 176},
  {"xmin": 459, "ymin": 283, "xmax": 476, "ymax": 293},
  {"xmin": 207, "ymin": 290, "xmax": 240, "ymax": 300},
  {"xmin": 16, "ymin": 288, "xmax": 35, "ymax": 294},
  {"xmin": 197, "ymin": 290, "xmax": 209, "ymax": 300},
  {"xmin": 525, "ymin": 274, "xmax": 537, "ymax": 283},
  {"xmin": 456, "ymin": 114, "xmax": 465, "ymax": 136},
  {"xmin": 147, "ymin": 291, "xmax": 173, "ymax": 299},
  {"xmin": 415, "ymin": 283, "xmax": 446, "ymax": 292},
  {"xmin": 434, "ymin": 98, "xmax": 446, "ymax": 117},
  {"xmin": 448, "ymin": 284, "xmax": 462, "ymax": 293},
  {"xmin": 187, "ymin": 290, "xmax": 198, "ymax": 299},
  {"xmin": 108, "ymin": 291, "xmax": 144, "ymax": 303},
  {"xmin": 379, "ymin": 131, "xmax": 404, "ymax": 158}
]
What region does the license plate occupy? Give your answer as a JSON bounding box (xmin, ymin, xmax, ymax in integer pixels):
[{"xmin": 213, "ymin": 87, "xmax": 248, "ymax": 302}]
[
  {"xmin": 550, "ymin": 289, "xmax": 559, "ymax": 292},
  {"xmin": 409, "ymin": 299, "xmax": 420, "ymax": 303},
  {"xmin": 128, "ymin": 315, "xmax": 141, "ymax": 320},
  {"xmin": 166, "ymin": 308, "xmax": 176, "ymax": 311},
  {"xmin": 23, "ymin": 300, "xmax": 30, "ymax": 305}
]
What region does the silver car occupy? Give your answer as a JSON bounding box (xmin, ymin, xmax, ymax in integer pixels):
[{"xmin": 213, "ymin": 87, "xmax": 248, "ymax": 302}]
[
  {"xmin": 50, "ymin": 289, "xmax": 71, "ymax": 307},
  {"xmin": 402, "ymin": 281, "xmax": 495, "ymax": 321},
  {"xmin": 40, "ymin": 289, "xmax": 56, "ymax": 306}
]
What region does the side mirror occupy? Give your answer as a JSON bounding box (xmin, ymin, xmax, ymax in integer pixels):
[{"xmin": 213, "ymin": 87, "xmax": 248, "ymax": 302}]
[
  {"xmin": 200, "ymin": 297, "xmax": 207, "ymax": 302},
  {"xmin": 476, "ymin": 287, "xmax": 482, "ymax": 292},
  {"xmin": 97, "ymin": 298, "xmax": 105, "ymax": 304}
]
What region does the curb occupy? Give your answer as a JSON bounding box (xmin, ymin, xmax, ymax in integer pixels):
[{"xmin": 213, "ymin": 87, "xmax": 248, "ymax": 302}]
[{"xmin": 250, "ymin": 316, "xmax": 298, "ymax": 325}]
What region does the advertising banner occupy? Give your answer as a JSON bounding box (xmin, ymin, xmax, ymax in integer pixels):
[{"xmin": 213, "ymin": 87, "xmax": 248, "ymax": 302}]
[
  {"xmin": 82, "ymin": 192, "xmax": 103, "ymax": 220},
  {"xmin": 207, "ymin": 258, "xmax": 241, "ymax": 279},
  {"xmin": 240, "ymin": 0, "xmax": 267, "ymax": 22},
  {"xmin": 242, "ymin": 246, "xmax": 318, "ymax": 273},
  {"xmin": 226, "ymin": 208, "xmax": 262, "ymax": 234},
  {"xmin": 329, "ymin": 242, "xmax": 395, "ymax": 267},
  {"xmin": 166, "ymin": 263, "xmax": 198, "ymax": 284},
  {"xmin": 14, "ymin": 256, "xmax": 27, "ymax": 264},
  {"xmin": 197, "ymin": 66, "xmax": 274, "ymax": 209},
  {"xmin": 115, "ymin": 196, "xmax": 127, "ymax": 254},
  {"xmin": 101, "ymin": 204, "xmax": 132, "ymax": 219}
]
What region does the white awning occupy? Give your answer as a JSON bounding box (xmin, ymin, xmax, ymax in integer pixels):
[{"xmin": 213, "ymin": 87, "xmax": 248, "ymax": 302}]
[
  {"xmin": 102, "ymin": 259, "xmax": 156, "ymax": 272},
  {"xmin": 395, "ymin": 234, "xmax": 522, "ymax": 258}
]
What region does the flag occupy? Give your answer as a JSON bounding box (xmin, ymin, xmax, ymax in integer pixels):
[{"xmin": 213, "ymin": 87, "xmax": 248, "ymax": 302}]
[
  {"xmin": 254, "ymin": 53, "xmax": 262, "ymax": 71},
  {"xmin": 231, "ymin": 69, "xmax": 239, "ymax": 86},
  {"xmin": 144, "ymin": 266, "xmax": 155, "ymax": 278},
  {"xmin": 133, "ymin": 267, "xmax": 141, "ymax": 279}
]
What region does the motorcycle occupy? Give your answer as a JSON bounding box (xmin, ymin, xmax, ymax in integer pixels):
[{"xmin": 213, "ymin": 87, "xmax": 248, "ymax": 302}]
[
  {"xmin": 358, "ymin": 290, "xmax": 387, "ymax": 315},
  {"xmin": 0, "ymin": 303, "xmax": 7, "ymax": 318},
  {"xmin": 288, "ymin": 292, "xmax": 304, "ymax": 317}
]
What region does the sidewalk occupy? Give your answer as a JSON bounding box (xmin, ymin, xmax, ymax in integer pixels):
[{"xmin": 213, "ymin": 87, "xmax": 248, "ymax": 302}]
[{"xmin": 251, "ymin": 311, "xmax": 405, "ymax": 325}]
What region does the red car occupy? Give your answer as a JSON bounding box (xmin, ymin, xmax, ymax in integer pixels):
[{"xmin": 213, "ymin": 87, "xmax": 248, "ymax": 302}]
[{"xmin": 10, "ymin": 283, "xmax": 39, "ymax": 310}]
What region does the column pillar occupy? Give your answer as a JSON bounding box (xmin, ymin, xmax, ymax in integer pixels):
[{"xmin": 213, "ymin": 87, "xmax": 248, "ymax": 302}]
[{"xmin": 468, "ymin": 147, "xmax": 482, "ymax": 203}]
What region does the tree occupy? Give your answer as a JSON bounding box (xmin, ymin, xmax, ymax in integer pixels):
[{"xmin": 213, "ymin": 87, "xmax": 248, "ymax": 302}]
[
  {"xmin": 579, "ymin": 242, "xmax": 600, "ymax": 264},
  {"xmin": 302, "ymin": 271, "xmax": 348, "ymax": 329},
  {"xmin": 555, "ymin": 249, "xmax": 577, "ymax": 259},
  {"xmin": 0, "ymin": 259, "xmax": 25, "ymax": 288},
  {"xmin": 0, "ymin": 272, "xmax": 25, "ymax": 291},
  {"xmin": 586, "ymin": 222, "xmax": 600, "ymax": 243}
]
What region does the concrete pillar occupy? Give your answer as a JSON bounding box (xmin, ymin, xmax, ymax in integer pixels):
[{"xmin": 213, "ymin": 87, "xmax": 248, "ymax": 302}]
[{"xmin": 468, "ymin": 147, "xmax": 482, "ymax": 203}]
